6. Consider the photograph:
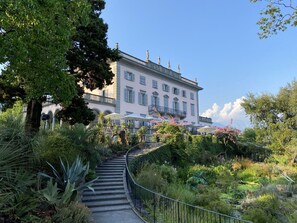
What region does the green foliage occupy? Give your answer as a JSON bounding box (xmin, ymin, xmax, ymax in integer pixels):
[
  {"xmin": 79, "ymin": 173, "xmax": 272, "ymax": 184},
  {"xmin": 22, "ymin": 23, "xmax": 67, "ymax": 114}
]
[
  {"xmin": 166, "ymin": 183, "xmax": 196, "ymax": 204},
  {"xmin": 0, "ymin": 0, "xmax": 90, "ymax": 104},
  {"xmin": 251, "ymin": 0, "xmax": 297, "ymax": 38},
  {"xmin": 40, "ymin": 179, "xmax": 75, "ymax": 206},
  {"xmin": 57, "ymin": 0, "xmax": 120, "ymax": 126},
  {"xmin": 40, "ymin": 157, "xmax": 98, "ymax": 197},
  {"xmin": 137, "ymin": 126, "xmax": 148, "ymax": 142},
  {"xmin": 153, "ymin": 121, "xmax": 188, "ymax": 144},
  {"xmin": 129, "ymin": 133, "xmax": 139, "ymax": 146},
  {"xmin": 243, "ymin": 193, "xmax": 280, "ymax": 223},
  {"xmin": 242, "ymin": 80, "xmax": 297, "ymax": 151},
  {"xmin": 237, "ymin": 142, "xmax": 272, "ymax": 162},
  {"xmin": 34, "ymin": 125, "xmax": 102, "ymax": 169},
  {"xmin": 135, "ymin": 163, "xmax": 168, "ymax": 192},
  {"xmin": 187, "ymin": 165, "xmax": 217, "ymax": 187},
  {"xmin": 185, "ymin": 135, "xmax": 221, "ymax": 165},
  {"xmin": 194, "ymin": 187, "xmax": 233, "ymax": 215},
  {"xmin": 53, "ymin": 202, "xmax": 91, "ymax": 223},
  {"xmin": 33, "ymin": 131, "xmax": 79, "ymax": 168},
  {"xmin": 241, "ymin": 128, "xmax": 256, "ymax": 142},
  {"xmin": 129, "ymin": 144, "xmax": 172, "ymax": 173}
]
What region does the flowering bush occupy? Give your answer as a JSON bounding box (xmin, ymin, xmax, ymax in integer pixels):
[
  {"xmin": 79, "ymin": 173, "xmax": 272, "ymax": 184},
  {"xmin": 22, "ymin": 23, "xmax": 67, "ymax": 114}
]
[
  {"xmin": 215, "ymin": 126, "xmax": 241, "ymax": 148},
  {"xmin": 152, "ymin": 119, "xmax": 188, "ymax": 144}
]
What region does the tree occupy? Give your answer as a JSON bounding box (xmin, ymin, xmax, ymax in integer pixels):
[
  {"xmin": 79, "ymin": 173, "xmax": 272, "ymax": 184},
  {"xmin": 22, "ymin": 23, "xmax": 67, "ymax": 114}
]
[
  {"xmin": 251, "ymin": 0, "xmax": 297, "ymax": 38},
  {"xmin": 0, "ymin": 0, "xmax": 91, "ymax": 135},
  {"xmin": 241, "ymin": 80, "xmax": 297, "ymax": 151},
  {"xmin": 57, "ymin": 0, "xmax": 120, "ymax": 125}
]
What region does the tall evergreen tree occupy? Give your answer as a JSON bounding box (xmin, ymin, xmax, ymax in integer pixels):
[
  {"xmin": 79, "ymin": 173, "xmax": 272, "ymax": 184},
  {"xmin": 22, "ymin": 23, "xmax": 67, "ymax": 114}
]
[{"xmin": 57, "ymin": 0, "xmax": 120, "ymax": 125}]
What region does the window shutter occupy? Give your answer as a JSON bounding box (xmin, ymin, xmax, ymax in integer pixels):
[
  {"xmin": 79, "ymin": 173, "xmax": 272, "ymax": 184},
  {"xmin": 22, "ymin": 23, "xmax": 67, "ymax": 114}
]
[
  {"xmin": 124, "ymin": 89, "xmax": 128, "ymax": 102},
  {"xmin": 138, "ymin": 92, "xmax": 141, "ymax": 105},
  {"xmin": 124, "ymin": 72, "xmax": 128, "ymax": 80},
  {"xmin": 156, "ymin": 97, "xmax": 160, "ymax": 107},
  {"xmin": 132, "ymin": 73, "xmax": 135, "ymax": 81},
  {"xmin": 132, "ymin": 90, "xmax": 135, "ymax": 103},
  {"xmin": 144, "ymin": 94, "xmax": 148, "ymax": 106}
]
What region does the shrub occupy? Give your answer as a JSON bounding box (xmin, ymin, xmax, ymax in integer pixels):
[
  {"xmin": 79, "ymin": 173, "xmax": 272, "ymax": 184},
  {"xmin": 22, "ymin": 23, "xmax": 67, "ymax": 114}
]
[
  {"xmin": 187, "ymin": 165, "xmax": 217, "ymax": 187},
  {"xmin": 242, "ymin": 193, "xmax": 280, "ymax": 223},
  {"xmin": 135, "ymin": 163, "xmax": 168, "ymax": 193},
  {"xmin": 243, "ymin": 208, "xmax": 278, "ymax": 223},
  {"xmin": 53, "ymin": 202, "xmax": 91, "ymax": 223},
  {"xmin": 166, "ymin": 183, "xmax": 196, "ymax": 204},
  {"xmin": 194, "ymin": 187, "xmax": 233, "ymax": 215},
  {"xmin": 159, "ymin": 164, "xmax": 177, "ymax": 183},
  {"xmin": 33, "ymin": 131, "xmax": 79, "ymax": 169}
]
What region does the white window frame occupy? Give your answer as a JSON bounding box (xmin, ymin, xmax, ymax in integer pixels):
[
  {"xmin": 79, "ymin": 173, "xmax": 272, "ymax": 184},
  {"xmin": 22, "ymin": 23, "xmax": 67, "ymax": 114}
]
[{"xmin": 140, "ymin": 75, "xmax": 146, "ymax": 85}]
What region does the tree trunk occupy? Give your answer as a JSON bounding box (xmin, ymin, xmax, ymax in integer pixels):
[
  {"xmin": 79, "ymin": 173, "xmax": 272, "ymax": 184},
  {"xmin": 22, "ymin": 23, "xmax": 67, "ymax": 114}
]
[{"xmin": 25, "ymin": 99, "xmax": 42, "ymax": 136}]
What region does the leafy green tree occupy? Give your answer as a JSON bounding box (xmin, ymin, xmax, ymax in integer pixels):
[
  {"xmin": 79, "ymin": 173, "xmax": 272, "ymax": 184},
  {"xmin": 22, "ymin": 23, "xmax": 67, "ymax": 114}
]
[
  {"xmin": 251, "ymin": 0, "xmax": 297, "ymax": 38},
  {"xmin": 57, "ymin": 0, "xmax": 120, "ymax": 125},
  {"xmin": 241, "ymin": 128, "xmax": 257, "ymax": 142},
  {"xmin": 0, "ymin": 0, "xmax": 91, "ymax": 135},
  {"xmin": 241, "ymin": 80, "xmax": 297, "ymax": 152}
]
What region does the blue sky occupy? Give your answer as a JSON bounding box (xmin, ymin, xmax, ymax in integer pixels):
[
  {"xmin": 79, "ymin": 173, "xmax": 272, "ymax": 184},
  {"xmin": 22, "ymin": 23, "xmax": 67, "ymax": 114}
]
[{"xmin": 102, "ymin": 0, "xmax": 297, "ymax": 129}]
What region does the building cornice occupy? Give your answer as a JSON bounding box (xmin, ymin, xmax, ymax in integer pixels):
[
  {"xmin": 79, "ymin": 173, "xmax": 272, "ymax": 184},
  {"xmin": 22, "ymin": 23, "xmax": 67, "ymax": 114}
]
[{"xmin": 118, "ymin": 51, "xmax": 203, "ymax": 91}]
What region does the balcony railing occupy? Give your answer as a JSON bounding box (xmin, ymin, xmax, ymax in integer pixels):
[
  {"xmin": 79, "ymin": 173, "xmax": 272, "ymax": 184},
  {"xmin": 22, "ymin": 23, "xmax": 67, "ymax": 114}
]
[
  {"xmin": 148, "ymin": 105, "xmax": 186, "ymax": 119},
  {"xmin": 199, "ymin": 116, "xmax": 212, "ymax": 124},
  {"xmin": 83, "ymin": 93, "xmax": 115, "ymax": 105}
]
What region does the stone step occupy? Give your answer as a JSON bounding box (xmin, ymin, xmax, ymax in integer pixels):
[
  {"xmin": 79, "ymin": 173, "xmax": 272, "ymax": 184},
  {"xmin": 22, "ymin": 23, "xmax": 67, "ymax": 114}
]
[
  {"xmin": 98, "ymin": 178, "xmax": 123, "ymax": 183},
  {"xmin": 97, "ymin": 167, "xmax": 124, "ymax": 171},
  {"xmin": 100, "ymin": 161, "xmax": 125, "ymax": 164},
  {"xmin": 89, "ymin": 204, "xmax": 131, "ymax": 213},
  {"xmin": 97, "ymin": 173, "xmax": 123, "ymax": 179},
  {"xmin": 98, "ymin": 165, "xmax": 125, "ymax": 169},
  {"xmin": 92, "ymin": 181, "xmax": 123, "ymax": 187},
  {"xmin": 82, "ymin": 194, "xmax": 127, "ymax": 202},
  {"xmin": 96, "ymin": 171, "xmax": 123, "ymax": 175},
  {"xmin": 84, "ymin": 199, "xmax": 129, "ymax": 208},
  {"xmin": 98, "ymin": 175, "xmax": 123, "ymax": 179},
  {"xmin": 83, "ymin": 189, "xmax": 125, "ymax": 196},
  {"xmin": 89, "ymin": 185, "xmax": 124, "ymax": 191}
]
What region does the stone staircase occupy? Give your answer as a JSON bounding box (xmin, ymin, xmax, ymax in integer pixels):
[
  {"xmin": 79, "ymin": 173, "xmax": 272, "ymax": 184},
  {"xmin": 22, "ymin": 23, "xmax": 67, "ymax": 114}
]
[{"xmin": 82, "ymin": 156, "xmax": 131, "ymax": 213}]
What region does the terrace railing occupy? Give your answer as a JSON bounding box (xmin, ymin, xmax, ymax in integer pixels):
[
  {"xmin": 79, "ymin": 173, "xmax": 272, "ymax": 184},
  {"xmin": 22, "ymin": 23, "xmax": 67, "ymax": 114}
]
[{"xmin": 125, "ymin": 145, "xmax": 253, "ymax": 223}]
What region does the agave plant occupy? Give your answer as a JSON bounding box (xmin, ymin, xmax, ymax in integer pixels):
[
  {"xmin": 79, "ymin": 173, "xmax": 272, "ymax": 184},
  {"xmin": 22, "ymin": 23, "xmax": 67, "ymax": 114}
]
[{"xmin": 39, "ymin": 157, "xmax": 98, "ymax": 202}]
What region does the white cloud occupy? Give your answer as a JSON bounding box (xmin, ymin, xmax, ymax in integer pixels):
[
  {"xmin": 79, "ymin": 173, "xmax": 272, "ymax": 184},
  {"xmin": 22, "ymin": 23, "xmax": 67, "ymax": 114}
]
[{"xmin": 201, "ymin": 96, "xmax": 250, "ymax": 130}]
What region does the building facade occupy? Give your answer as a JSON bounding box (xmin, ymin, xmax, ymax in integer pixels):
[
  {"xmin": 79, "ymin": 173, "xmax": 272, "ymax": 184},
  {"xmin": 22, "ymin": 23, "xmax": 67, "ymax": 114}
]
[{"xmin": 42, "ymin": 51, "xmax": 212, "ymax": 129}]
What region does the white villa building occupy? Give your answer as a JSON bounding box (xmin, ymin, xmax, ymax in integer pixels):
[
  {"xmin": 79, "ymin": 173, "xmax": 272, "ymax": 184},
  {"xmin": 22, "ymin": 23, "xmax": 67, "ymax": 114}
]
[{"xmin": 42, "ymin": 50, "xmax": 212, "ymax": 132}]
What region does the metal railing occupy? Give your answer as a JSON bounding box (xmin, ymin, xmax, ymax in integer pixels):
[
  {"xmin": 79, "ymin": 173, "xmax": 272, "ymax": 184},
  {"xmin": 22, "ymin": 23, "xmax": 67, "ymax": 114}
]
[
  {"xmin": 148, "ymin": 105, "xmax": 187, "ymax": 119},
  {"xmin": 125, "ymin": 145, "xmax": 253, "ymax": 223}
]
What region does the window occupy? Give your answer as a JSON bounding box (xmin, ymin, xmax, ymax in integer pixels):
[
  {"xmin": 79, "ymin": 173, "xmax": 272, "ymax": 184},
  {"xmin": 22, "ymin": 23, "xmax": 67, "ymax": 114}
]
[
  {"xmin": 162, "ymin": 84, "xmax": 169, "ymax": 92},
  {"xmin": 151, "ymin": 92, "xmax": 160, "ymax": 107},
  {"xmin": 140, "ymin": 75, "xmax": 146, "ymax": 85},
  {"xmin": 190, "ymin": 92, "xmax": 194, "ymax": 100},
  {"xmin": 182, "ymin": 90, "xmax": 186, "ymax": 97},
  {"xmin": 173, "ymin": 87, "xmax": 179, "ymax": 95},
  {"xmin": 124, "ymin": 87, "xmax": 135, "ymax": 103},
  {"xmin": 164, "ymin": 95, "xmax": 169, "ymax": 112},
  {"xmin": 183, "ymin": 101, "xmax": 187, "ymax": 113},
  {"xmin": 138, "ymin": 91, "xmax": 148, "ymax": 106},
  {"xmin": 124, "ymin": 71, "xmax": 135, "ymax": 81},
  {"xmin": 152, "ymin": 80, "xmax": 158, "ymax": 89},
  {"xmin": 173, "ymin": 97, "xmax": 179, "ymax": 113},
  {"xmin": 191, "ymin": 103, "xmax": 195, "ymax": 116}
]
